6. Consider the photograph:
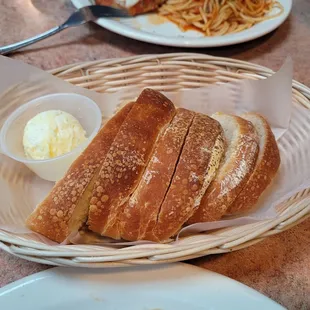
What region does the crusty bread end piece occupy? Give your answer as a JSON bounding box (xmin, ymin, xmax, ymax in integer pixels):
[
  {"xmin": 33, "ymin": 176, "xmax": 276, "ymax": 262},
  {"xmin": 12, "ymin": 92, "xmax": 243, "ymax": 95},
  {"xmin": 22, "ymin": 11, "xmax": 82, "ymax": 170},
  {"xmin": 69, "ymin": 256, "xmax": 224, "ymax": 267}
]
[
  {"xmin": 227, "ymin": 113, "xmax": 280, "ymax": 214},
  {"xmin": 26, "ymin": 102, "xmax": 134, "ymax": 243},
  {"xmin": 188, "ymin": 113, "xmax": 259, "ymax": 224}
]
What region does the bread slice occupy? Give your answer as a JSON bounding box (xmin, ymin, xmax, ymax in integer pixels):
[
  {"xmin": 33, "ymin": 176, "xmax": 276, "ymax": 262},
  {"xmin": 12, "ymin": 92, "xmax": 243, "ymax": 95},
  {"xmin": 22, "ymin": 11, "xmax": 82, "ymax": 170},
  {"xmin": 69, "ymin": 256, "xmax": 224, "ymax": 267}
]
[
  {"xmin": 26, "ymin": 102, "xmax": 135, "ymax": 243},
  {"xmin": 146, "ymin": 113, "xmax": 225, "ymax": 242},
  {"xmin": 188, "ymin": 113, "xmax": 259, "ymax": 224},
  {"xmin": 227, "ymin": 113, "xmax": 280, "ymax": 214},
  {"xmin": 119, "ymin": 108, "xmax": 195, "ymax": 241},
  {"xmin": 87, "ymin": 88, "xmax": 176, "ymax": 239}
]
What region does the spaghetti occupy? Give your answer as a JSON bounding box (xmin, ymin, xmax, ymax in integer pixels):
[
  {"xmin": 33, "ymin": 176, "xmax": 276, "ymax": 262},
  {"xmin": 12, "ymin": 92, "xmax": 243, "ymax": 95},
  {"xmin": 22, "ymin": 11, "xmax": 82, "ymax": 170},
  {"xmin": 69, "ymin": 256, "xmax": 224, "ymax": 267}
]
[{"xmin": 158, "ymin": 0, "xmax": 284, "ymax": 36}]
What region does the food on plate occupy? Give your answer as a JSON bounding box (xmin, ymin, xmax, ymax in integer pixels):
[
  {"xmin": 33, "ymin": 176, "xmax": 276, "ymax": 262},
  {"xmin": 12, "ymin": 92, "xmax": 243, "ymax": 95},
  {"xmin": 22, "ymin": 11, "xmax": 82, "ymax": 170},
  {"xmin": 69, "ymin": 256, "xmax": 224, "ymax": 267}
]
[
  {"xmin": 87, "ymin": 88, "xmax": 176, "ymax": 239},
  {"xmin": 96, "ymin": 0, "xmax": 166, "ymax": 15},
  {"xmin": 26, "ymin": 89, "xmax": 280, "ymax": 243},
  {"xmin": 158, "ymin": 0, "xmax": 284, "ymax": 36},
  {"xmin": 26, "ymin": 102, "xmax": 134, "ymax": 243},
  {"xmin": 23, "ymin": 110, "xmax": 86, "ymax": 160},
  {"xmin": 95, "ymin": 0, "xmax": 284, "ymax": 36},
  {"xmin": 188, "ymin": 113, "xmax": 259, "ymax": 224},
  {"xmin": 227, "ymin": 113, "xmax": 281, "ymax": 214}
]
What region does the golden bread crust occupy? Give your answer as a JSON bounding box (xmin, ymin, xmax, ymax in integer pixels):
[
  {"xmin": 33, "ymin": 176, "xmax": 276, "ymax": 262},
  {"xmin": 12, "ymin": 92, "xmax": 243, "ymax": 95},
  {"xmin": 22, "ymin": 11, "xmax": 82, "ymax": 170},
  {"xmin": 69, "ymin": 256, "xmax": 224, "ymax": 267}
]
[
  {"xmin": 119, "ymin": 108, "xmax": 195, "ymax": 241},
  {"xmin": 147, "ymin": 113, "xmax": 225, "ymax": 242},
  {"xmin": 87, "ymin": 88, "xmax": 176, "ymax": 239}
]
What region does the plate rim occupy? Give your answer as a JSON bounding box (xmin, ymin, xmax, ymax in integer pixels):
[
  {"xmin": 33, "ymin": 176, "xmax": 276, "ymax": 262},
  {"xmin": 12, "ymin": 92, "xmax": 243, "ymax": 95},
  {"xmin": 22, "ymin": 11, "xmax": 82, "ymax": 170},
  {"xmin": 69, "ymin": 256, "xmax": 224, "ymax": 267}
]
[
  {"xmin": 0, "ymin": 262, "xmax": 284, "ymax": 309},
  {"xmin": 71, "ymin": 0, "xmax": 292, "ymax": 48}
]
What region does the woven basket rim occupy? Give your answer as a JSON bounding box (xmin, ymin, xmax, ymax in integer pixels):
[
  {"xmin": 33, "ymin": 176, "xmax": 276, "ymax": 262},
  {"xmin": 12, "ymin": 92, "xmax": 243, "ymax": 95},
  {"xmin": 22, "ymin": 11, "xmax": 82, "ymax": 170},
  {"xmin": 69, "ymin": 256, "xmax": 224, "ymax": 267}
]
[{"xmin": 1, "ymin": 53, "xmax": 309, "ymax": 267}]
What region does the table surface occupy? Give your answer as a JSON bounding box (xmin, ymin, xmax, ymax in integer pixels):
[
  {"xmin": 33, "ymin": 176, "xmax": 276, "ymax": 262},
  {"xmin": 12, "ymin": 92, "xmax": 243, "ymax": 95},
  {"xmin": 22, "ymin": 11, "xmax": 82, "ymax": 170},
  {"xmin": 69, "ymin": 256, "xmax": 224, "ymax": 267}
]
[{"xmin": 0, "ymin": 0, "xmax": 309, "ymax": 309}]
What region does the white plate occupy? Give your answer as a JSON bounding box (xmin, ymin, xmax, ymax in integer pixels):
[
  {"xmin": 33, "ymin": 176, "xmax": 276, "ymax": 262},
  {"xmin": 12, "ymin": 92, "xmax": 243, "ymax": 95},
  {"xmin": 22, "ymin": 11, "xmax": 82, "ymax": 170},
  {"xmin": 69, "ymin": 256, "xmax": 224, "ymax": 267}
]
[
  {"xmin": 0, "ymin": 263, "xmax": 285, "ymax": 310},
  {"xmin": 72, "ymin": 0, "xmax": 292, "ymax": 48}
]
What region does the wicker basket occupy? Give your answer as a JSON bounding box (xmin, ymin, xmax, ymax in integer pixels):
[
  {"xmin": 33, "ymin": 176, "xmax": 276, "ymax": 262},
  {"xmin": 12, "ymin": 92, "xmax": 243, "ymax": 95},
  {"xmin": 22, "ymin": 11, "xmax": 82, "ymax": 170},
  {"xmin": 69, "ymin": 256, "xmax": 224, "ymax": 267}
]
[{"xmin": 0, "ymin": 53, "xmax": 309, "ymax": 267}]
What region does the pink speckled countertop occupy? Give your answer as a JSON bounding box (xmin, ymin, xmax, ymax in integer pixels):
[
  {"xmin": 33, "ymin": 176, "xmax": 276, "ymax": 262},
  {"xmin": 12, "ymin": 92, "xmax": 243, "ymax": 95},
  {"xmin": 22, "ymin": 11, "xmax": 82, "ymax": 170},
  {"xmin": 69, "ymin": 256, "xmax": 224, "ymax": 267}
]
[{"xmin": 0, "ymin": 1, "xmax": 309, "ymax": 309}]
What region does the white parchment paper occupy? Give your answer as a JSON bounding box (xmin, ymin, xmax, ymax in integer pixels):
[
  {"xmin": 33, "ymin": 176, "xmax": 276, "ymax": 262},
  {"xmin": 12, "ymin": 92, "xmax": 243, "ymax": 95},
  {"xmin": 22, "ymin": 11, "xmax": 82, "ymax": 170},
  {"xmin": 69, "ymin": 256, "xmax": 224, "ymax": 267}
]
[{"xmin": 0, "ymin": 55, "xmax": 309, "ymax": 245}]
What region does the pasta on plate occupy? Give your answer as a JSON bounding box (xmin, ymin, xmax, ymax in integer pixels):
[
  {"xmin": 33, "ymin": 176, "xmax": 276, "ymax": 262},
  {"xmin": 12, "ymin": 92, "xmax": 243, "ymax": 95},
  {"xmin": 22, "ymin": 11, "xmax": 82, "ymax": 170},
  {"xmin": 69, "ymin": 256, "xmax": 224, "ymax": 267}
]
[{"xmin": 159, "ymin": 0, "xmax": 284, "ymax": 36}]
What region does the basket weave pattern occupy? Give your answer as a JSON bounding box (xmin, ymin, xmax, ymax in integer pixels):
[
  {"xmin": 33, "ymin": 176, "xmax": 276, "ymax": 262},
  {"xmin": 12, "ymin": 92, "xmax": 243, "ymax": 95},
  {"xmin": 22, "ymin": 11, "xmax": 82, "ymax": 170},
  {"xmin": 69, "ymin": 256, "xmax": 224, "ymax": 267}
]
[{"xmin": 0, "ymin": 53, "xmax": 309, "ymax": 267}]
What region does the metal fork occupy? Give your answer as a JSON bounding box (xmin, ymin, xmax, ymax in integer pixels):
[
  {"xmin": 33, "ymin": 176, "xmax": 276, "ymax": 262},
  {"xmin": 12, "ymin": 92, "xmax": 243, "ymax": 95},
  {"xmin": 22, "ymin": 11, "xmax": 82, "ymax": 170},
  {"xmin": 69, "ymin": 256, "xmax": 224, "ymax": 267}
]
[{"xmin": 0, "ymin": 5, "xmax": 129, "ymax": 55}]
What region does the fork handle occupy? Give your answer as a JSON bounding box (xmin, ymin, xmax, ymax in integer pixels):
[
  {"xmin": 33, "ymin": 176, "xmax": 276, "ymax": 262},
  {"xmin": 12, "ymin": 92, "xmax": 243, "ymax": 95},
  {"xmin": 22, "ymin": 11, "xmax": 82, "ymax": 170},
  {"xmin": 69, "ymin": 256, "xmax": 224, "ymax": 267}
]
[{"xmin": 0, "ymin": 25, "xmax": 66, "ymax": 55}]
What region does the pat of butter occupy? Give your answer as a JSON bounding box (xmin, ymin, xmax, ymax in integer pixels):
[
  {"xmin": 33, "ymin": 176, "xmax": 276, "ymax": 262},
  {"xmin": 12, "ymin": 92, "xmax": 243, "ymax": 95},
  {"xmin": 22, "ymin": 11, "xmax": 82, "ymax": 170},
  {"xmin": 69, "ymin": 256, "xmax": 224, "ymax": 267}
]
[{"xmin": 23, "ymin": 110, "xmax": 86, "ymax": 160}]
